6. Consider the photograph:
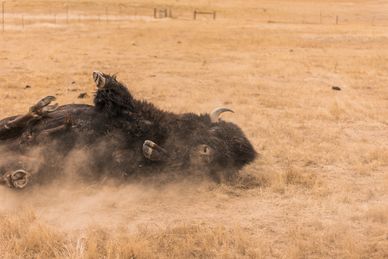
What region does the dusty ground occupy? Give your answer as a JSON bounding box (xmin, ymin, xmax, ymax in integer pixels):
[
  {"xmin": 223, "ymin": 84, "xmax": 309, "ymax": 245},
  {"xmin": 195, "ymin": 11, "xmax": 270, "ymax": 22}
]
[{"xmin": 0, "ymin": 0, "xmax": 387, "ymax": 258}]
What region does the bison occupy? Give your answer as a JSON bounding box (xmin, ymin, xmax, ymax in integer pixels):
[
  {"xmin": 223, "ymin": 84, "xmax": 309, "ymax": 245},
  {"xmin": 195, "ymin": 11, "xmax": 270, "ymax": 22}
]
[{"xmin": 0, "ymin": 72, "xmax": 256, "ymax": 189}]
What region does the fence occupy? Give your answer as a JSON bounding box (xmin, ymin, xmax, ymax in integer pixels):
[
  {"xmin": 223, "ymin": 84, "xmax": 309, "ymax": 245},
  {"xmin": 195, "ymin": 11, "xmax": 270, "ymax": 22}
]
[
  {"xmin": 1, "ymin": 1, "xmax": 388, "ymax": 32},
  {"xmin": 193, "ymin": 10, "xmax": 216, "ymax": 20}
]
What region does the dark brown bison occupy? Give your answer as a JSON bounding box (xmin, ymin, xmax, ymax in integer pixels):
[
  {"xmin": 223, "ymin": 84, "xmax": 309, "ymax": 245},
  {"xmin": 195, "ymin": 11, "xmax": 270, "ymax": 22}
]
[{"xmin": 0, "ymin": 72, "xmax": 256, "ymax": 189}]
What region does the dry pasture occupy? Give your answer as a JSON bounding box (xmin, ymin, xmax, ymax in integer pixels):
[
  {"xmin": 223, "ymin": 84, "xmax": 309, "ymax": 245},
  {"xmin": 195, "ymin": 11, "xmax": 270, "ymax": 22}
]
[{"xmin": 0, "ymin": 0, "xmax": 387, "ymax": 258}]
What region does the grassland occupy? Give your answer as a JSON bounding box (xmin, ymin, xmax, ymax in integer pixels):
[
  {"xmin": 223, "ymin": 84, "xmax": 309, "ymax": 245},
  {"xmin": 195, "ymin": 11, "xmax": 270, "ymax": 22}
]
[{"xmin": 0, "ymin": 0, "xmax": 387, "ymax": 258}]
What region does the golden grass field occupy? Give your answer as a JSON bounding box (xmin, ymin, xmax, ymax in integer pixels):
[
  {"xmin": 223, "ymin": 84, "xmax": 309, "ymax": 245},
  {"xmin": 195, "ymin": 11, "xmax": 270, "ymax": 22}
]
[{"xmin": 0, "ymin": 0, "xmax": 387, "ymax": 258}]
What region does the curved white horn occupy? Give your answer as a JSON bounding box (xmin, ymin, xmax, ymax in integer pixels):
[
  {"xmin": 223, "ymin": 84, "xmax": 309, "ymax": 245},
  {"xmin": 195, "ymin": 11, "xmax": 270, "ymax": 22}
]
[
  {"xmin": 210, "ymin": 107, "xmax": 234, "ymax": 123},
  {"xmin": 92, "ymin": 71, "xmax": 106, "ymax": 88}
]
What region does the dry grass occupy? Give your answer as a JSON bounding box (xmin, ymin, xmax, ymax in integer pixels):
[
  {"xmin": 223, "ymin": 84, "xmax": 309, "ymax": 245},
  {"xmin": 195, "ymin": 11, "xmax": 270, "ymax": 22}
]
[
  {"xmin": 0, "ymin": 211, "xmax": 265, "ymax": 258},
  {"xmin": 0, "ymin": 0, "xmax": 387, "ymax": 258}
]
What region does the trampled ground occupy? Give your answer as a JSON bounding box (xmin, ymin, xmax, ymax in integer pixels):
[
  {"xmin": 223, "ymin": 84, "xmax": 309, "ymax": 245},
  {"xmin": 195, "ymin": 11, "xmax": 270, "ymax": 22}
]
[{"xmin": 0, "ymin": 0, "xmax": 387, "ymax": 258}]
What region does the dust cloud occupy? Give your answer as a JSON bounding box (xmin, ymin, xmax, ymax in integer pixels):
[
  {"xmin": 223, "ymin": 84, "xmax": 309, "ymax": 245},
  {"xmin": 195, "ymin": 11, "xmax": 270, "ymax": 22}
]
[{"xmin": 0, "ymin": 144, "xmax": 251, "ymax": 233}]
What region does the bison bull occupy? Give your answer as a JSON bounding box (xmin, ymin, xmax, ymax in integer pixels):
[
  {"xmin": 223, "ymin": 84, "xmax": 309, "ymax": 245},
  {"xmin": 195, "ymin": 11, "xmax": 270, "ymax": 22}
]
[{"xmin": 0, "ymin": 72, "xmax": 256, "ymax": 189}]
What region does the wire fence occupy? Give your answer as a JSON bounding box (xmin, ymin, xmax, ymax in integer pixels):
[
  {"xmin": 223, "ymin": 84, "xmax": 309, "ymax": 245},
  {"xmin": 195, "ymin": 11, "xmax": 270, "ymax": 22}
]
[{"xmin": 1, "ymin": 1, "xmax": 388, "ymax": 32}]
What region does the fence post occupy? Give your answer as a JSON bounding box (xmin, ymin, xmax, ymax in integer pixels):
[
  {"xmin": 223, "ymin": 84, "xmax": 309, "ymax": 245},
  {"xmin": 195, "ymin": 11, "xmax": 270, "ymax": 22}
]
[
  {"xmin": 336, "ymin": 15, "xmax": 339, "ymax": 25},
  {"xmin": 66, "ymin": 5, "xmax": 69, "ymax": 24},
  {"xmin": 119, "ymin": 4, "xmax": 124, "ymax": 15},
  {"xmin": 153, "ymin": 8, "xmax": 156, "ymax": 18},
  {"xmin": 213, "ymin": 11, "xmax": 216, "ymax": 20},
  {"xmin": 193, "ymin": 10, "xmax": 197, "ymax": 20},
  {"xmin": 2, "ymin": 1, "xmax": 5, "ymax": 33}
]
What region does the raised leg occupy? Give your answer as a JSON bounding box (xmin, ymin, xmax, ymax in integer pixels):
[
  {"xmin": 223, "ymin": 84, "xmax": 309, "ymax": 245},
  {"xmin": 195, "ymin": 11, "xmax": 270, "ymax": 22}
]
[{"xmin": 0, "ymin": 96, "xmax": 58, "ymax": 134}]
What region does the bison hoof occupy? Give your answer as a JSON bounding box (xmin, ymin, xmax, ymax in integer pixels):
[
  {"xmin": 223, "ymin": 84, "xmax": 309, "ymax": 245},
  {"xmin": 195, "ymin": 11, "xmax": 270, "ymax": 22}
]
[
  {"xmin": 142, "ymin": 140, "xmax": 168, "ymax": 161},
  {"xmin": 30, "ymin": 96, "xmax": 58, "ymax": 116},
  {"xmin": 3, "ymin": 169, "xmax": 30, "ymax": 189}
]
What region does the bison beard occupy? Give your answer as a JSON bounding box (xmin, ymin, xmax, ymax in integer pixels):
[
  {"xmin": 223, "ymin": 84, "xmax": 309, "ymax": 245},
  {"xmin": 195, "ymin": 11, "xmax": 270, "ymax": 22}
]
[{"xmin": 0, "ymin": 71, "xmax": 257, "ymax": 189}]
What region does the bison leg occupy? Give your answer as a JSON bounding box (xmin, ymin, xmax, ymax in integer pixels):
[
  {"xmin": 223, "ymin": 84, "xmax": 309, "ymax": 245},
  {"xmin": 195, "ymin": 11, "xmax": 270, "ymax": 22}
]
[
  {"xmin": 1, "ymin": 169, "xmax": 30, "ymax": 189},
  {"xmin": 29, "ymin": 96, "xmax": 58, "ymax": 116},
  {"xmin": 0, "ymin": 96, "xmax": 58, "ymax": 132},
  {"xmin": 142, "ymin": 140, "xmax": 169, "ymax": 161}
]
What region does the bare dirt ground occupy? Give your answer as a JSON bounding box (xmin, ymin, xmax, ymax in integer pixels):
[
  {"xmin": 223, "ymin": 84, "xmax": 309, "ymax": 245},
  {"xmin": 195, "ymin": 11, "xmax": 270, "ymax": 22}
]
[{"xmin": 0, "ymin": 0, "xmax": 387, "ymax": 258}]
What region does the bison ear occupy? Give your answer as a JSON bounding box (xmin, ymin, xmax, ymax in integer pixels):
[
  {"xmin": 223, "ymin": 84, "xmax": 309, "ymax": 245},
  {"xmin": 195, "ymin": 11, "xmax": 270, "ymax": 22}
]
[{"xmin": 93, "ymin": 71, "xmax": 106, "ymax": 89}]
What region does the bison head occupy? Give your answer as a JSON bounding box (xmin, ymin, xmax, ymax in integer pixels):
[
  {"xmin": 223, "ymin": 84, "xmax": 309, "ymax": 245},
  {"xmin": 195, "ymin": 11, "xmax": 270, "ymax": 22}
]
[{"xmin": 163, "ymin": 110, "xmax": 257, "ymax": 178}]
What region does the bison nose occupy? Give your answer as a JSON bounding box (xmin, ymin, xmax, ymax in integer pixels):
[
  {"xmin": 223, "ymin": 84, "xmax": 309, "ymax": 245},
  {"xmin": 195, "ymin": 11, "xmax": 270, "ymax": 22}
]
[{"xmin": 92, "ymin": 71, "xmax": 106, "ymax": 88}]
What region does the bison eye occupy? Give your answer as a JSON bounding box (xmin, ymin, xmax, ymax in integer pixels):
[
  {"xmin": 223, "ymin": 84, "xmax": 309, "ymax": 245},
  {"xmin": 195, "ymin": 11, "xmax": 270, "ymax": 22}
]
[{"xmin": 199, "ymin": 144, "xmax": 211, "ymax": 155}]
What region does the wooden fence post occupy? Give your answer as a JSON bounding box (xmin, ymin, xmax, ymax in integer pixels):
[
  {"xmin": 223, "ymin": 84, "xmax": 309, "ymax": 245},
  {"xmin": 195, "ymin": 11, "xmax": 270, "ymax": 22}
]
[
  {"xmin": 105, "ymin": 7, "xmax": 108, "ymax": 23},
  {"xmin": 66, "ymin": 5, "xmax": 69, "ymax": 24},
  {"xmin": 2, "ymin": 1, "xmax": 5, "ymax": 33}
]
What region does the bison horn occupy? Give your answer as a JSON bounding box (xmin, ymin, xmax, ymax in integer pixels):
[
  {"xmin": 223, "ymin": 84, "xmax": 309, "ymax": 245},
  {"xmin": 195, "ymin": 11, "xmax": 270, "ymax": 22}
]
[
  {"xmin": 210, "ymin": 107, "xmax": 234, "ymax": 123},
  {"xmin": 93, "ymin": 71, "xmax": 106, "ymax": 88}
]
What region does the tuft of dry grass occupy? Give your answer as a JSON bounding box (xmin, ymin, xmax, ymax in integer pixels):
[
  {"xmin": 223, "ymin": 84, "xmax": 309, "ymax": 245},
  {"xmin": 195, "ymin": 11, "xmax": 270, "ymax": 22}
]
[
  {"xmin": 0, "ymin": 211, "xmax": 70, "ymax": 258},
  {"xmin": 285, "ymin": 223, "xmax": 365, "ymax": 259},
  {"xmin": 283, "ymin": 166, "xmax": 318, "ymax": 189}
]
